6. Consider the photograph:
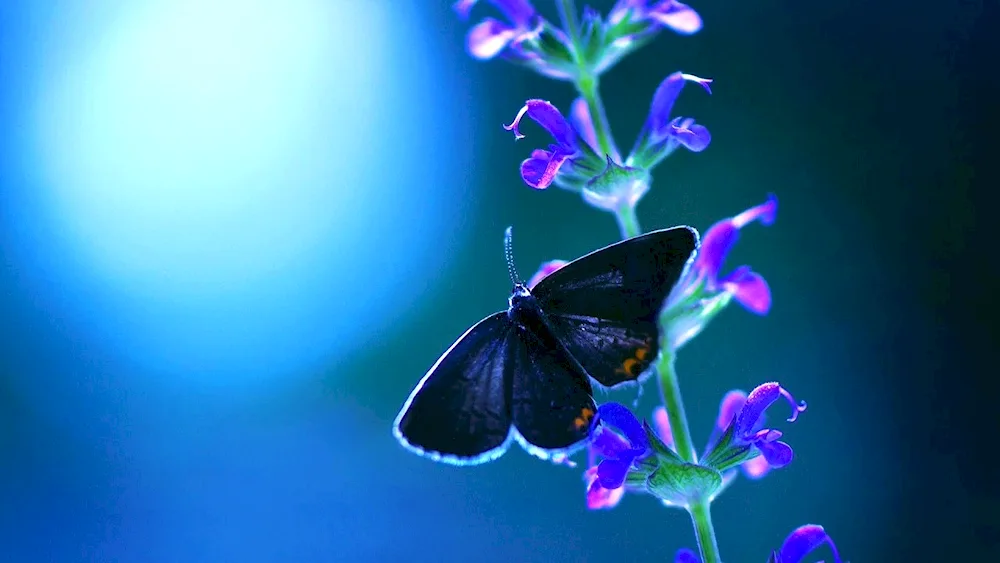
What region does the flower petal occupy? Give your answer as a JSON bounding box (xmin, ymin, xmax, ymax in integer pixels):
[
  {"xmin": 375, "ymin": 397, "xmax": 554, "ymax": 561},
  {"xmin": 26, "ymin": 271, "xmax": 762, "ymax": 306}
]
[
  {"xmin": 733, "ymin": 382, "xmax": 781, "ymax": 437},
  {"xmin": 596, "ymin": 403, "xmax": 650, "ymax": 451},
  {"xmin": 694, "ymin": 220, "xmax": 738, "ymax": 282},
  {"xmin": 646, "ymin": 72, "xmax": 713, "ymax": 138},
  {"xmin": 467, "ymin": 18, "xmax": 518, "ymax": 59},
  {"xmin": 719, "ymin": 266, "xmax": 772, "ymax": 315},
  {"xmin": 732, "ymin": 193, "xmax": 778, "ymax": 229},
  {"xmin": 589, "ymin": 423, "xmax": 632, "ymax": 459},
  {"xmin": 715, "ymin": 390, "xmax": 747, "ymax": 432},
  {"xmin": 596, "ymin": 457, "xmax": 632, "ymax": 489},
  {"xmin": 527, "ymin": 259, "xmax": 568, "ymax": 289},
  {"xmin": 668, "ymin": 117, "xmax": 711, "ymax": 152},
  {"xmin": 453, "ymin": 0, "xmax": 478, "ymax": 19},
  {"xmin": 652, "ymin": 406, "xmax": 676, "ymax": 450},
  {"xmin": 520, "ymin": 148, "xmax": 572, "ymax": 189},
  {"xmin": 778, "ymin": 525, "xmax": 843, "ymax": 563},
  {"xmin": 491, "ymin": 0, "xmax": 535, "ymax": 26},
  {"xmin": 740, "ymin": 454, "xmax": 772, "ymax": 479},
  {"xmin": 673, "ymin": 548, "xmax": 701, "ymax": 563},
  {"xmin": 570, "ymin": 98, "xmax": 600, "ymax": 154},
  {"xmin": 693, "ymin": 195, "xmax": 778, "ymax": 285},
  {"xmin": 649, "ymin": 1, "xmax": 703, "ymax": 35},
  {"xmin": 585, "ymin": 467, "xmax": 625, "ymax": 509},
  {"xmin": 504, "ymin": 99, "xmax": 577, "ymax": 149},
  {"xmin": 757, "ymin": 439, "xmax": 793, "ymax": 468}
]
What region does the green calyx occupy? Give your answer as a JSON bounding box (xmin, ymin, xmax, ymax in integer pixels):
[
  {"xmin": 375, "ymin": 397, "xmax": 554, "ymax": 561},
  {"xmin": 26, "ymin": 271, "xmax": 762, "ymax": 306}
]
[
  {"xmin": 582, "ymin": 156, "xmax": 650, "ymax": 212},
  {"xmin": 639, "ymin": 421, "xmax": 724, "ymax": 506}
]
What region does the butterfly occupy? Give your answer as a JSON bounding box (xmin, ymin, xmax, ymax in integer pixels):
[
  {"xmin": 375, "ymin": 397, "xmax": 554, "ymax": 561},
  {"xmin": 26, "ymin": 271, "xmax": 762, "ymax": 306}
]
[{"xmin": 392, "ymin": 225, "xmax": 699, "ymax": 465}]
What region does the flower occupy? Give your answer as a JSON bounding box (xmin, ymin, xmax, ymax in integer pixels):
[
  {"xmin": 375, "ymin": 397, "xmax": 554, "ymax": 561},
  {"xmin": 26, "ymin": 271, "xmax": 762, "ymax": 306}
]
[
  {"xmin": 609, "ymin": 0, "xmax": 703, "ymax": 36},
  {"xmin": 526, "ymin": 259, "xmax": 568, "ymax": 289},
  {"xmin": 769, "ymin": 524, "xmax": 843, "ymax": 563},
  {"xmin": 700, "ymin": 382, "xmax": 808, "ymax": 475},
  {"xmin": 629, "ymin": 72, "xmax": 713, "ymax": 168},
  {"xmin": 675, "ymin": 525, "xmax": 843, "ymax": 563},
  {"xmin": 454, "ymin": 1, "xmax": 579, "ymax": 79},
  {"xmin": 703, "ymin": 391, "xmax": 773, "ymax": 479},
  {"xmin": 661, "ymin": 195, "xmax": 778, "ymax": 350},
  {"xmin": 694, "ymin": 194, "xmax": 778, "ymax": 314},
  {"xmin": 584, "ymin": 402, "xmax": 655, "ymax": 509},
  {"xmin": 504, "ymin": 99, "xmax": 602, "ymax": 190},
  {"xmin": 454, "ymin": 0, "xmax": 538, "ymax": 60}
]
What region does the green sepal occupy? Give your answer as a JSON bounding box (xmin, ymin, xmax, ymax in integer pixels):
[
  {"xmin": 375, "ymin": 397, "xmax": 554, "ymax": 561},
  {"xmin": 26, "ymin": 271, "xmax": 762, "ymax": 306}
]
[
  {"xmin": 699, "ymin": 422, "xmax": 758, "ymax": 474},
  {"xmin": 643, "ymin": 420, "xmax": 683, "ymax": 463},
  {"xmin": 658, "ymin": 289, "xmax": 734, "ymax": 352},
  {"xmin": 646, "ymin": 461, "xmax": 724, "ymax": 507},
  {"xmin": 581, "ymin": 156, "xmax": 650, "ymax": 212},
  {"xmin": 521, "ymin": 22, "xmax": 577, "ymax": 80}
]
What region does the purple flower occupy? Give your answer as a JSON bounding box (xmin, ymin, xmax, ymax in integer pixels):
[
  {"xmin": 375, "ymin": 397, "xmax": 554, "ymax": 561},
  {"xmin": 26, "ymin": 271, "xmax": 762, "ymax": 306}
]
[
  {"xmin": 676, "ymin": 524, "xmax": 842, "ymax": 563},
  {"xmin": 701, "ymin": 382, "xmax": 808, "ymax": 474},
  {"xmin": 526, "ymin": 259, "xmax": 568, "ymax": 289},
  {"xmin": 454, "ymin": 0, "xmax": 538, "ymax": 60},
  {"xmin": 661, "ymin": 195, "xmax": 778, "ymax": 350},
  {"xmin": 504, "ymin": 100, "xmax": 601, "ymax": 190},
  {"xmin": 630, "ymin": 72, "xmax": 713, "ymax": 168},
  {"xmin": 583, "ymin": 402, "xmax": 653, "ymax": 509},
  {"xmin": 769, "ymin": 525, "xmax": 843, "ymax": 563},
  {"xmin": 609, "ymin": 0, "xmax": 704, "ymax": 36},
  {"xmin": 654, "ymin": 394, "xmax": 767, "ymax": 483},
  {"xmin": 694, "ymin": 194, "xmax": 778, "ymax": 314},
  {"xmin": 705, "ymin": 391, "xmax": 775, "ymax": 479}
]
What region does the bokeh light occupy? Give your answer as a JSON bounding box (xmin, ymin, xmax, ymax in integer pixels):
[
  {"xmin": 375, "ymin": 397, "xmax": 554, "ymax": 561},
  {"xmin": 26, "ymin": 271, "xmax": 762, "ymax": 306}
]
[{"xmin": 5, "ymin": 0, "xmax": 465, "ymax": 387}]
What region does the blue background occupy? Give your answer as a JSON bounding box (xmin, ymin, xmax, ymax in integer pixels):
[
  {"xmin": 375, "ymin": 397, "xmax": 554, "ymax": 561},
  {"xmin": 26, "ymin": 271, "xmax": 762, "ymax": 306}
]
[{"xmin": 1, "ymin": 0, "xmax": 994, "ymax": 561}]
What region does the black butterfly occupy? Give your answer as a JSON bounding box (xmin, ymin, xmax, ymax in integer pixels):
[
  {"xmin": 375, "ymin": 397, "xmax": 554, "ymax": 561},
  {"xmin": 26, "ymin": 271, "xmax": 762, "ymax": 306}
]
[{"xmin": 392, "ymin": 226, "xmax": 699, "ymax": 465}]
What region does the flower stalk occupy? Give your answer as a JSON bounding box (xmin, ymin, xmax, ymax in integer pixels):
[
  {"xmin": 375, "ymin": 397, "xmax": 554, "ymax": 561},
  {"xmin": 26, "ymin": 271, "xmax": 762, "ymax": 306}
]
[
  {"xmin": 688, "ymin": 499, "xmax": 721, "ymax": 563},
  {"xmin": 450, "ymin": 1, "xmax": 843, "ymax": 561}
]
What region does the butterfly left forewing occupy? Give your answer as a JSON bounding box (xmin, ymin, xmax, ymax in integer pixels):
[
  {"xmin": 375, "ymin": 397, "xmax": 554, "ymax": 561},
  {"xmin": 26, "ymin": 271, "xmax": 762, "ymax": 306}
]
[
  {"xmin": 532, "ymin": 226, "xmax": 698, "ymax": 388},
  {"xmin": 393, "ymin": 312, "xmax": 516, "ymax": 465}
]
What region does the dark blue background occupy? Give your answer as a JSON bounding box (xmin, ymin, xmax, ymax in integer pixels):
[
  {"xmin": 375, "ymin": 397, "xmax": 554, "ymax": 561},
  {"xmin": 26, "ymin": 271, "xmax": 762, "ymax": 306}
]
[{"xmin": 1, "ymin": 0, "xmax": 994, "ymax": 561}]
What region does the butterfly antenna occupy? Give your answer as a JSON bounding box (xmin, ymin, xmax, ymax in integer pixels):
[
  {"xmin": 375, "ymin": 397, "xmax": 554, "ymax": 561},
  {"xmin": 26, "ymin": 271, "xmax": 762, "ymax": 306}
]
[{"xmin": 504, "ymin": 226, "xmax": 522, "ymax": 285}]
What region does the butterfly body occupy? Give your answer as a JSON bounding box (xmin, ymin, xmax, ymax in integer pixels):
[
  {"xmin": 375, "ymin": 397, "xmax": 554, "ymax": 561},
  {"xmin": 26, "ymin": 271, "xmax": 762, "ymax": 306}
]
[{"xmin": 393, "ymin": 226, "xmax": 699, "ymax": 465}]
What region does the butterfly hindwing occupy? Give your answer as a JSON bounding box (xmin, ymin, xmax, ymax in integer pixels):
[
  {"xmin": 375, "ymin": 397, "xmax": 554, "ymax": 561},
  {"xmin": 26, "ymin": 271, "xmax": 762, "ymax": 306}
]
[
  {"xmin": 532, "ymin": 227, "xmax": 698, "ymax": 388},
  {"xmin": 509, "ymin": 318, "xmax": 597, "ymax": 456},
  {"xmin": 543, "ymin": 315, "xmax": 660, "ymax": 388},
  {"xmin": 393, "ymin": 312, "xmax": 515, "ymax": 465}
]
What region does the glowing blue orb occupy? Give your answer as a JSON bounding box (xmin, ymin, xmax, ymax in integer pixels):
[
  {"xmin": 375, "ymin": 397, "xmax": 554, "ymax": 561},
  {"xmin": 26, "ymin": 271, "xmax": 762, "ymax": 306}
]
[{"xmin": 12, "ymin": 0, "xmax": 468, "ymax": 386}]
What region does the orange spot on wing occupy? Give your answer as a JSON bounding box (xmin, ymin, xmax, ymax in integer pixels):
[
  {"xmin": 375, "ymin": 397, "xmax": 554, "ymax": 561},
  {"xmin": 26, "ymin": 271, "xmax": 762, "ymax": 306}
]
[
  {"xmin": 573, "ymin": 407, "xmax": 595, "ymax": 430},
  {"xmin": 614, "ymin": 340, "xmax": 656, "ymax": 379}
]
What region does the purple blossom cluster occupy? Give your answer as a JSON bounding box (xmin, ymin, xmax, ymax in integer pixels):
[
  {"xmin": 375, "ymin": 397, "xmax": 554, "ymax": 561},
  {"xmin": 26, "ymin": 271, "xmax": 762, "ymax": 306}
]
[{"xmin": 452, "ymin": 1, "xmax": 842, "ymax": 561}]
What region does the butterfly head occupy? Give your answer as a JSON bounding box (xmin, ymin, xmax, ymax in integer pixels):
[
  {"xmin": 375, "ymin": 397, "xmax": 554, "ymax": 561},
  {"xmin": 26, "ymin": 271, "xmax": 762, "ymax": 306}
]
[{"xmin": 508, "ymin": 283, "xmax": 535, "ymax": 316}]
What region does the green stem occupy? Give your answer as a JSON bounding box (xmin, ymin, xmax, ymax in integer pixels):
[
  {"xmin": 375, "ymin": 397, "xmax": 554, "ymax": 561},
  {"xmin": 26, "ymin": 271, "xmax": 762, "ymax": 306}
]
[
  {"xmin": 659, "ymin": 350, "xmax": 723, "ymax": 562},
  {"xmin": 576, "ymin": 75, "xmax": 617, "ymax": 159},
  {"xmin": 689, "ymin": 499, "xmax": 722, "ymax": 563},
  {"xmin": 655, "ymin": 351, "xmax": 696, "ymax": 463},
  {"xmin": 555, "ymin": 0, "xmax": 581, "ymax": 47},
  {"xmin": 556, "ymin": 0, "xmax": 617, "ymax": 159},
  {"xmin": 614, "ymin": 204, "xmax": 642, "ymax": 239}
]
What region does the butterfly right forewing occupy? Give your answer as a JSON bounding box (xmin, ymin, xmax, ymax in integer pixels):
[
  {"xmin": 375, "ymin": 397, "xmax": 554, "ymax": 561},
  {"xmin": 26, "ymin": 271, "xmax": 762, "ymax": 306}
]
[{"xmin": 532, "ymin": 227, "xmax": 699, "ymax": 388}]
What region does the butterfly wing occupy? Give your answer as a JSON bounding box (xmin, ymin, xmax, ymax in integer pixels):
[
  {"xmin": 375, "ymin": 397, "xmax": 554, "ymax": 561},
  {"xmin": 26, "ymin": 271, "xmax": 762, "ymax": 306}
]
[
  {"xmin": 393, "ymin": 312, "xmax": 516, "ymax": 465},
  {"xmin": 531, "ymin": 226, "xmax": 699, "ymax": 388},
  {"xmin": 509, "ymin": 317, "xmax": 597, "ymax": 457}
]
